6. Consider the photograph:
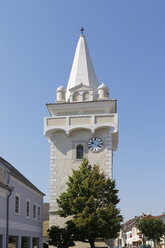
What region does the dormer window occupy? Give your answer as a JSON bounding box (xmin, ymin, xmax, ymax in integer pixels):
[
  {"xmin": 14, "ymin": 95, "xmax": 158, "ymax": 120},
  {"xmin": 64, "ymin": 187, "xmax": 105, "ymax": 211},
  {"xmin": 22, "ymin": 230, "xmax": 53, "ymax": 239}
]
[
  {"xmin": 76, "ymin": 145, "xmax": 83, "ymax": 159},
  {"xmin": 83, "ymin": 91, "xmax": 90, "ymax": 101},
  {"xmin": 73, "ymin": 92, "xmax": 80, "ymax": 102}
]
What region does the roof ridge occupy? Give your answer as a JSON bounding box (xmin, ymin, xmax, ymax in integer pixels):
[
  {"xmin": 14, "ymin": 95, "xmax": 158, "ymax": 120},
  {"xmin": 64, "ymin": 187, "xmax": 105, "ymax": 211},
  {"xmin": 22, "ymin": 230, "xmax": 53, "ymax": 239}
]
[{"xmin": 0, "ymin": 157, "xmax": 45, "ymax": 196}]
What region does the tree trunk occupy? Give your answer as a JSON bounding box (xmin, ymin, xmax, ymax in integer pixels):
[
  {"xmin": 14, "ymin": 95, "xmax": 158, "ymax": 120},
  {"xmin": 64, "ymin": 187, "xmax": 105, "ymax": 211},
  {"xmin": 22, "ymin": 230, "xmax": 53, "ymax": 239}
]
[
  {"xmin": 89, "ymin": 240, "xmax": 95, "ymax": 248},
  {"xmin": 156, "ymin": 240, "xmax": 160, "ymax": 248},
  {"xmin": 153, "ymin": 240, "xmax": 157, "ymax": 248}
]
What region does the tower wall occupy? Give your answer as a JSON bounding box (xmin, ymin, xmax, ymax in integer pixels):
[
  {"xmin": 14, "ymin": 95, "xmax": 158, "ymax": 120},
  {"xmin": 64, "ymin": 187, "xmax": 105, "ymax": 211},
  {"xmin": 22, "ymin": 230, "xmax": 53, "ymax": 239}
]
[
  {"xmin": 49, "ymin": 129, "xmax": 113, "ymax": 227},
  {"xmin": 44, "ymin": 34, "xmax": 118, "ymax": 236}
]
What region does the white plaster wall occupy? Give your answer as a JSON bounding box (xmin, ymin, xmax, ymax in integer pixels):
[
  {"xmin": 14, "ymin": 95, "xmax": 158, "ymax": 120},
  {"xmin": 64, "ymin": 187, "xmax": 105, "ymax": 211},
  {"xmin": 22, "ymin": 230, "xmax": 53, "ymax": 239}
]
[
  {"xmin": 0, "ymin": 176, "xmax": 43, "ymax": 248},
  {"xmin": 49, "ymin": 128, "xmax": 113, "ymax": 227}
]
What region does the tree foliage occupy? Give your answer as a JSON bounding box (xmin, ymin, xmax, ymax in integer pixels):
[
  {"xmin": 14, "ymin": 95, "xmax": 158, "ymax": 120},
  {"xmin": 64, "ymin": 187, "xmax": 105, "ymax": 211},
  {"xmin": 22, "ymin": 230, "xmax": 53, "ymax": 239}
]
[
  {"xmin": 48, "ymin": 224, "xmax": 75, "ymax": 248},
  {"xmin": 136, "ymin": 216, "xmax": 165, "ymax": 247},
  {"xmin": 55, "ymin": 159, "xmax": 122, "ymax": 248}
]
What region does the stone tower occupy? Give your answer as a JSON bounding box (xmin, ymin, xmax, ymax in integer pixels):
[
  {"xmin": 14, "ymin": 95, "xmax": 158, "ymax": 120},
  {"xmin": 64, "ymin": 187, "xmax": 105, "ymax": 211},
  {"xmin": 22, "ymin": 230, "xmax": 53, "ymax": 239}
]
[{"xmin": 44, "ymin": 34, "xmax": 118, "ymax": 227}]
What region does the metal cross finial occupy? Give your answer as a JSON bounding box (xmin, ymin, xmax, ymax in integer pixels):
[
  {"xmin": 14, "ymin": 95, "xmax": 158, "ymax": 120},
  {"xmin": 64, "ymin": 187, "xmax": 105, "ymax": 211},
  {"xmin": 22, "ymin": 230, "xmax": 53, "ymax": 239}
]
[{"xmin": 80, "ymin": 27, "xmax": 85, "ymax": 35}]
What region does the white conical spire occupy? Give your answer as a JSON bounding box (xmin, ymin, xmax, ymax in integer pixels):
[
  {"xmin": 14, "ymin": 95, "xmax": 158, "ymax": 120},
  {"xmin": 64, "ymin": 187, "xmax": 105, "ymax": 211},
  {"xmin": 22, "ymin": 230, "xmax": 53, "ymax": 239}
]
[{"xmin": 66, "ymin": 35, "xmax": 98, "ymax": 101}]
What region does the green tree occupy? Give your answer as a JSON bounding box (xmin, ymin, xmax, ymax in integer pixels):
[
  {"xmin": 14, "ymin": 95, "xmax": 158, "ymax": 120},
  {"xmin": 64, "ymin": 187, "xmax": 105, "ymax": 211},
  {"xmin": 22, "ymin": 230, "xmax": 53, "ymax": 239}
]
[
  {"xmin": 136, "ymin": 216, "xmax": 165, "ymax": 248},
  {"xmin": 56, "ymin": 159, "xmax": 122, "ymax": 248},
  {"xmin": 48, "ymin": 224, "xmax": 75, "ymax": 248}
]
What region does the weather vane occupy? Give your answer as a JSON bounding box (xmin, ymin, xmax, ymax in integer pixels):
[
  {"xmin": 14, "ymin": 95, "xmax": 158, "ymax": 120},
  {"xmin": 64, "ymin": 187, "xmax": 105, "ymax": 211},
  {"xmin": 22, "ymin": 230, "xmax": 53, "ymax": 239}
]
[{"xmin": 80, "ymin": 27, "xmax": 85, "ymax": 35}]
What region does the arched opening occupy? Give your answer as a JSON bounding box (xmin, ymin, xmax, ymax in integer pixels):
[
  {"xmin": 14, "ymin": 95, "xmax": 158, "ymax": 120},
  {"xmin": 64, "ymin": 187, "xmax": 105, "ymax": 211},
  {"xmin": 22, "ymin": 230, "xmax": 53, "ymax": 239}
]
[
  {"xmin": 76, "ymin": 144, "xmax": 83, "ymax": 159},
  {"xmin": 83, "ymin": 91, "xmax": 90, "ymax": 101},
  {"xmin": 104, "ymin": 89, "xmax": 109, "ymax": 97},
  {"xmin": 73, "ymin": 92, "xmax": 80, "ymax": 102}
]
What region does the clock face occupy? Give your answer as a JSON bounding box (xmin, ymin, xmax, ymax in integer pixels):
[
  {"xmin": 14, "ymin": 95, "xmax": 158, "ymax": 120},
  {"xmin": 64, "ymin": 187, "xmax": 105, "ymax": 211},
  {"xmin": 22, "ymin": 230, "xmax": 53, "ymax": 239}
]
[{"xmin": 87, "ymin": 137, "xmax": 104, "ymax": 153}]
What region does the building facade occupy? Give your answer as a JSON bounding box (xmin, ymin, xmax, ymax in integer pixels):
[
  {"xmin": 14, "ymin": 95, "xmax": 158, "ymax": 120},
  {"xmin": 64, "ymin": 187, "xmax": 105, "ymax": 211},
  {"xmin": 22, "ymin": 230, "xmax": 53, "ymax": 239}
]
[
  {"xmin": 43, "ymin": 203, "xmax": 49, "ymax": 244},
  {"xmin": 115, "ymin": 214, "xmax": 165, "ymax": 248},
  {"xmin": 44, "ymin": 34, "xmax": 118, "ymax": 227},
  {"xmin": 0, "ymin": 157, "xmax": 44, "ymax": 248},
  {"xmin": 116, "ymin": 216, "xmax": 142, "ymax": 248}
]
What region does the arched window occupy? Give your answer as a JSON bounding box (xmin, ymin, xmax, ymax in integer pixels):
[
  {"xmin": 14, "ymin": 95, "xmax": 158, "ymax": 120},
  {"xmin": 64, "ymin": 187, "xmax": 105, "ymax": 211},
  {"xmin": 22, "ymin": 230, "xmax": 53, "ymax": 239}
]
[
  {"xmin": 76, "ymin": 145, "xmax": 83, "ymax": 159},
  {"xmin": 83, "ymin": 91, "xmax": 90, "ymax": 101},
  {"xmin": 73, "ymin": 92, "xmax": 80, "ymax": 102}
]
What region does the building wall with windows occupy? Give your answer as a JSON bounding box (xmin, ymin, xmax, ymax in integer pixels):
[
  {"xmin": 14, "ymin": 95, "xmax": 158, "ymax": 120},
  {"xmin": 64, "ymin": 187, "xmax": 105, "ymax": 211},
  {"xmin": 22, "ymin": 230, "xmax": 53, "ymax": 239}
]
[
  {"xmin": 0, "ymin": 157, "xmax": 44, "ymax": 248},
  {"xmin": 115, "ymin": 214, "xmax": 165, "ymax": 248}
]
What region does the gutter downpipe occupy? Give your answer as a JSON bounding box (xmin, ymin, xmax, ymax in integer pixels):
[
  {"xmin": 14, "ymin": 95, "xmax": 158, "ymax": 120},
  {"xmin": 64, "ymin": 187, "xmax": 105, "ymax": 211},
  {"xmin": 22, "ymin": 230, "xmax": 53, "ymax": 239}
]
[
  {"xmin": 6, "ymin": 189, "xmax": 12, "ymax": 248},
  {"xmin": 6, "ymin": 170, "xmax": 13, "ymax": 248}
]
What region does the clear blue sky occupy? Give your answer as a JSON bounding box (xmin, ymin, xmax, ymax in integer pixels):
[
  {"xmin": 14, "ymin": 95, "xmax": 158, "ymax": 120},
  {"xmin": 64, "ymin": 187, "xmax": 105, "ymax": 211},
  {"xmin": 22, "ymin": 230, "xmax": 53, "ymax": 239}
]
[{"xmin": 0, "ymin": 0, "xmax": 165, "ymax": 221}]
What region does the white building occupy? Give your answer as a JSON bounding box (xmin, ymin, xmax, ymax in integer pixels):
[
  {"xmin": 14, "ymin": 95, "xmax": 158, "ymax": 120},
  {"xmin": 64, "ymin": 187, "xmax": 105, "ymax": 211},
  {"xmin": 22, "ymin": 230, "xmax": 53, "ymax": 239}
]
[
  {"xmin": 44, "ymin": 32, "xmax": 118, "ymax": 229},
  {"xmin": 115, "ymin": 214, "xmax": 165, "ymax": 248},
  {"xmin": 0, "ymin": 157, "xmax": 44, "ymax": 248}
]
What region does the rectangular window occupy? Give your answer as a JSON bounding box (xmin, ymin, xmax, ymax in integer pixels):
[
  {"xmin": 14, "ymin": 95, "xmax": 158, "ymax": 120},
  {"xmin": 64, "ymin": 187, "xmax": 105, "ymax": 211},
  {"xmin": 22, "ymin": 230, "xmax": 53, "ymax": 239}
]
[
  {"xmin": 15, "ymin": 196, "xmax": 20, "ymax": 214},
  {"xmin": 21, "ymin": 237, "xmax": 29, "ymax": 248},
  {"xmin": 37, "ymin": 206, "xmax": 41, "ymax": 221},
  {"xmin": 26, "ymin": 201, "xmax": 30, "ymax": 218},
  {"xmin": 0, "ymin": 235, "xmax": 2, "ymax": 248},
  {"xmin": 76, "ymin": 145, "xmax": 83, "ymax": 159},
  {"xmin": 8, "ymin": 236, "xmax": 18, "ymax": 248},
  {"xmin": 132, "ymin": 228, "xmax": 136, "ymax": 235},
  {"xmin": 119, "ymin": 239, "xmax": 122, "ymax": 246},
  {"xmin": 32, "ymin": 238, "xmax": 39, "ymax": 248},
  {"xmin": 33, "ymin": 204, "xmax": 36, "ymax": 219}
]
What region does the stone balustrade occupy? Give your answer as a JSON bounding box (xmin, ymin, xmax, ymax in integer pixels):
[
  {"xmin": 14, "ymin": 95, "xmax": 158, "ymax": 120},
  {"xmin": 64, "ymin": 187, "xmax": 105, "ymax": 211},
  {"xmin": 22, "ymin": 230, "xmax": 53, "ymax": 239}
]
[{"xmin": 44, "ymin": 113, "xmax": 118, "ymax": 137}]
